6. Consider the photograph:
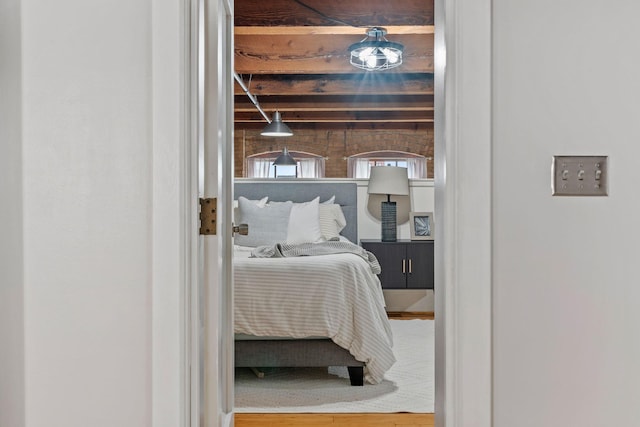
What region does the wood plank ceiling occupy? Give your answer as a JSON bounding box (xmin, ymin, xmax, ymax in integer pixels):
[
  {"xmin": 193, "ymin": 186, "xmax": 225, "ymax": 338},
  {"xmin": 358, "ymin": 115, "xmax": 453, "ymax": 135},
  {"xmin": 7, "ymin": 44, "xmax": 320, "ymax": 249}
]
[{"xmin": 234, "ymin": 0, "xmax": 435, "ymax": 131}]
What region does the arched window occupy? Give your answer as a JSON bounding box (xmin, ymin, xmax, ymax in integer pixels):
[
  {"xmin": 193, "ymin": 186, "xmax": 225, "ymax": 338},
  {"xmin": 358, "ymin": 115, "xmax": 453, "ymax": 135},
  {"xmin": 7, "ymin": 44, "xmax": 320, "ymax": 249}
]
[
  {"xmin": 245, "ymin": 151, "xmax": 325, "ymax": 178},
  {"xmin": 347, "ymin": 151, "xmax": 428, "ymax": 179}
]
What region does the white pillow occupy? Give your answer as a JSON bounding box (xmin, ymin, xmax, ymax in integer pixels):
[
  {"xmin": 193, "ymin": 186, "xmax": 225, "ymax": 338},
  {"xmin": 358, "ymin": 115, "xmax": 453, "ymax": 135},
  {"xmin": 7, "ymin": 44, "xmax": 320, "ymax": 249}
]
[
  {"xmin": 270, "ymin": 197, "xmax": 323, "ymax": 244},
  {"xmin": 286, "ymin": 197, "xmax": 323, "ymax": 244},
  {"xmin": 234, "ymin": 197, "xmax": 292, "ymax": 247},
  {"xmin": 321, "ymin": 195, "xmax": 335, "ymax": 204},
  {"xmin": 319, "ymin": 203, "xmax": 347, "ymax": 240},
  {"xmin": 233, "ymin": 196, "xmax": 268, "ymax": 209},
  {"xmin": 233, "ymin": 197, "xmax": 267, "ymax": 222}
]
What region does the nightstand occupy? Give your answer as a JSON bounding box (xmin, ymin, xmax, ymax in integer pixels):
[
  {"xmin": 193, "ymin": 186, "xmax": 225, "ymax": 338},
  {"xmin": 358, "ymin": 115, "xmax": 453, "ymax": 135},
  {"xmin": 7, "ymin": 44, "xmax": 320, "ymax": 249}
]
[{"xmin": 361, "ymin": 239, "xmax": 434, "ymax": 290}]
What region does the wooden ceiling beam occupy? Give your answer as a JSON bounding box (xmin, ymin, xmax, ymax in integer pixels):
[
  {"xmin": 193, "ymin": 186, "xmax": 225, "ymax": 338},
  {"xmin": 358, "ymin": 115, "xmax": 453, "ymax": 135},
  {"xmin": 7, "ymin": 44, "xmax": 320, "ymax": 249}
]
[
  {"xmin": 235, "ymin": 33, "xmax": 433, "ymax": 74},
  {"xmin": 235, "ymin": 25, "xmax": 434, "ymax": 36},
  {"xmin": 235, "ymin": 122, "xmax": 434, "ymax": 132},
  {"xmin": 233, "ymin": 73, "xmax": 434, "ymax": 96},
  {"xmin": 233, "ymin": 1, "xmax": 436, "ymax": 130},
  {"xmin": 235, "ymin": 0, "xmax": 434, "ymax": 27},
  {"xmin": 234, "ymin": 95, "xmax": 434, "ymax": 112},
  {"xmin": 234, "ymin": 110, "xmax": 434, "ymax": 123}
]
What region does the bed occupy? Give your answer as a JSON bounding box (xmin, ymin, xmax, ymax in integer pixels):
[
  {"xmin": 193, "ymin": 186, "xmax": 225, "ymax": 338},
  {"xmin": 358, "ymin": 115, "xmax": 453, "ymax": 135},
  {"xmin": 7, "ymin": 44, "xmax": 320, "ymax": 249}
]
[{"xmin": 233, "ymin": 180, "xmax": 395, "ymax": 385}]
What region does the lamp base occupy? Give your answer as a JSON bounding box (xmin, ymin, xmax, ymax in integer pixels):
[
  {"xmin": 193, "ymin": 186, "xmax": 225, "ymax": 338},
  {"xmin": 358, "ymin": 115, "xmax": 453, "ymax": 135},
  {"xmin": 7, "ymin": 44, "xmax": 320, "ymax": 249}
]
[{"xmin": 381, "ymin": 201, "xmax": 397, "ymax": 242}]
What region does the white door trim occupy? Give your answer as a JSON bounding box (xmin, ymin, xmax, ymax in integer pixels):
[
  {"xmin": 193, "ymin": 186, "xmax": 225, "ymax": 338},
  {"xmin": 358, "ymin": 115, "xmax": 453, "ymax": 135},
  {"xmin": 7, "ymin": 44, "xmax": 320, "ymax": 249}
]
[
  {"xmin": 216, "ymin": 0, "xmax": 236, "ymax": 425},
  {"xmin": 187, "ymin": 0, "xmax": 204, "ymax": 425},
  {"xmin": 434, "ymin": 0, "xmax": 493, "ymax": 426},
  {"xmin": 159, "ymin": 0, "xmax": 496, "ymax": 424},
  {"xmin": 201, "ymin": 0, "xmax": 235, "ymax": 425},
  {"xmin": 149, "ymin": 0, "xmax": 199, "ymax": 426}
]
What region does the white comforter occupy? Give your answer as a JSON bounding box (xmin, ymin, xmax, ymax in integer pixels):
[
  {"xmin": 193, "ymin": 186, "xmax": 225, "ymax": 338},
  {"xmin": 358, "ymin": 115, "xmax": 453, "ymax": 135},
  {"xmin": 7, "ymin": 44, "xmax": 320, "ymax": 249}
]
[{"xmin": 234, "ymin": 244, "xmax": 396, "ymax": 384}]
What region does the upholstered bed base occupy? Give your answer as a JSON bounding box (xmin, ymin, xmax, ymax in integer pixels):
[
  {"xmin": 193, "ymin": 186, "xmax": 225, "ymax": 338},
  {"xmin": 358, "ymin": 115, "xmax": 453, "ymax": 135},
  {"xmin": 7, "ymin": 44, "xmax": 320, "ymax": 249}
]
[{"xmin": 234, "ymin": 339, "xmax": 365, "ymax": 386}]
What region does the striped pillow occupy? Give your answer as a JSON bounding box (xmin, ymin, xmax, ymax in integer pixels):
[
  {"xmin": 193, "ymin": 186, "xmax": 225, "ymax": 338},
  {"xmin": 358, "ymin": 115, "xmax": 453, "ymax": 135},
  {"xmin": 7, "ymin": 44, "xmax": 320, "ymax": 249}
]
[{"xmin": 319, "ymin": 203, "xmax": 347, "ymax": 241}]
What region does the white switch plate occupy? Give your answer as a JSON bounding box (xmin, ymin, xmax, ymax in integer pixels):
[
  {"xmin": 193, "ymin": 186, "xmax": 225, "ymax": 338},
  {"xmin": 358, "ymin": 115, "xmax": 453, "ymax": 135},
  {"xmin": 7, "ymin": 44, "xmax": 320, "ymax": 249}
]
[{"xmin": 552, "ymin": 156, "xmax": 608, "ymax": 196}]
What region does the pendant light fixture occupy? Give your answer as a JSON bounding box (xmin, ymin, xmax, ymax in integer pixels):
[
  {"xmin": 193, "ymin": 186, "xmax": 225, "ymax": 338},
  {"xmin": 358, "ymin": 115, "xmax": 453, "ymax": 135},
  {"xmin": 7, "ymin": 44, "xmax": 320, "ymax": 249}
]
[
  {"xmin": 273, "ymin": 147, "xmax": 298, "ymax": 178},
  {"xmin": 272, "ymin": 147, "xmax": 297, "ymax": 166},
  {"xmin": 348, "ymin": 27, "xmax": 404, "ymax": 71},
  {"xmin": 261, "ymin": 111, "xmax": 293, "ymax": 137},
  {"xmin": 234, "ymin": 73, "xmax": 294, "ymax": 137}
]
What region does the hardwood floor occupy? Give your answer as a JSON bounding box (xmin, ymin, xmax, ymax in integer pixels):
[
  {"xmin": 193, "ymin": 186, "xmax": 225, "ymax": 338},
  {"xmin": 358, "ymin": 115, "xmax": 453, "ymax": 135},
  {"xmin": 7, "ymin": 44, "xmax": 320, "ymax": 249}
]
[
  {"xmin": 235, "ymin": 413, "xmax": 434, "ymax": 427},
  {"xmin": 235, "ymin": 312, "xmax": 435, "ymax": 427},
  {"xmin": 386, "ymin": 311, "xmax": 434, "ymax": 320}
]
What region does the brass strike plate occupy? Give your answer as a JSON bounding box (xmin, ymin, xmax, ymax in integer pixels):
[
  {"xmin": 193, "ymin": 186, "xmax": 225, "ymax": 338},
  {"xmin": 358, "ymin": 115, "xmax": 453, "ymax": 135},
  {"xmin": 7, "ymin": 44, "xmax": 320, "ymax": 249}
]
[{"xmin": 199, "ymin": 198, "xmax": 217, "ymax": 235}]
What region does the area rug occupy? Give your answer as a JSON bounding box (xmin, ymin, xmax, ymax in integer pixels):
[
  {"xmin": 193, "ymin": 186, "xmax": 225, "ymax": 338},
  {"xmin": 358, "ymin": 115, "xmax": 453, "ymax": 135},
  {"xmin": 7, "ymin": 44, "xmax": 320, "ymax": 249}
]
[{"xmin": 234, "ymin": 319, "xmax": 434, "ymax": 413}]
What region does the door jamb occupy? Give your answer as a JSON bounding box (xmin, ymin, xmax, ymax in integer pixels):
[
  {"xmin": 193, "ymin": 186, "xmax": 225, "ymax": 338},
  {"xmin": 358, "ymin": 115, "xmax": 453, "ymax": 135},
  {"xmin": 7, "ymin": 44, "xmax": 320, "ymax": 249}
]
[
  {"xmin": 176, "ymin": 0, "xmax": 496, "ymax": 424},
  {"xmin": 434, "ymin": 0, "xmax": 493, "ymax": 426}
]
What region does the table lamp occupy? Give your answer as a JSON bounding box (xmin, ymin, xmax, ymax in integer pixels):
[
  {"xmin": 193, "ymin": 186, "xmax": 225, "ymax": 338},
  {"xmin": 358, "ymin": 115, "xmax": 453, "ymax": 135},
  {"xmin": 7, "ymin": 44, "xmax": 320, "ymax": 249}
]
[{"xmin": 367, "ymin": 166, "xmax": 410, "ymax": 242}]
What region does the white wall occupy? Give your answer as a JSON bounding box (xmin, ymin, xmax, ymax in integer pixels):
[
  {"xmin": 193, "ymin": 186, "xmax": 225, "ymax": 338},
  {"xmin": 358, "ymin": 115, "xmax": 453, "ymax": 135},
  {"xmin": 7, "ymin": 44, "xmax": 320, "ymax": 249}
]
[
  {"xmin": 0, "ymin": 0, "xmax": 25, "ymax": 426},
  {"xmin": 492, "ymin": 1, "xmax": 640, "ymax": 425},
  {"xmin": 5, "ymin": 1, "xmax": 186, "ymax": 426},
  {"xmin": 151, "ymin": 1, "xmax": 186, "ymax": 426},
  {"xmin": 21, "ymin": 0, "xmax": 152, "ymax": 424}
]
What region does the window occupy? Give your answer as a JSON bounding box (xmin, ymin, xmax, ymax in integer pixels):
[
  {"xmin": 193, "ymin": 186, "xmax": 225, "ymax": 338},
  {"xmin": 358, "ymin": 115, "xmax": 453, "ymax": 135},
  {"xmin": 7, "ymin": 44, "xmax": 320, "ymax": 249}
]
[
  {"xmin": 347, "ymin": 151, "xmax": 428, "ymax": 179},
  {"xmin": 272, "ymin": 164, "xmax": 297, "ymax": 178},
  {"xmin": 245, "ymin": 151, "xmax": 325, "ymax": 178}
]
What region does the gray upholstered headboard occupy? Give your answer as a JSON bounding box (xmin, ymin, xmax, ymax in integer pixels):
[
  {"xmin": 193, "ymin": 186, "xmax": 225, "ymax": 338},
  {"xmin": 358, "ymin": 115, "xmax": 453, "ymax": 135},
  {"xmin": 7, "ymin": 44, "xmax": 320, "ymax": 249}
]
[{"xmin": 234, "ymin": 180, "xmax": 358, "ymax": 243}]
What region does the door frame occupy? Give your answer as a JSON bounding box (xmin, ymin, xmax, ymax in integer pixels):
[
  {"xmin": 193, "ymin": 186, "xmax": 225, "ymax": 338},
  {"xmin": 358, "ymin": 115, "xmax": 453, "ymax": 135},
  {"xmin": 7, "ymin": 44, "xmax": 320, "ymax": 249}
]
[
  {"xmin": 434, "ymin": 0, "xmax": 492, "ymax": 425},
  {"xmin": 155, "ymin": 0, "xmax": 495, "ymax": 425},
  {"xmin": 199, "ymin": 0, "xmax": 235, "ymax": 426},
  {"xmin": 177, "ymin": 0, "xmax": 235, "ymax": 426}
]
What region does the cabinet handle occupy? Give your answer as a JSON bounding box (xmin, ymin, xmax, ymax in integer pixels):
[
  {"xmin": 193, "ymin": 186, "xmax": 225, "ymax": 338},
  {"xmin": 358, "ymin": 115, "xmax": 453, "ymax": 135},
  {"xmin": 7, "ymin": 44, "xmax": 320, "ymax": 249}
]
[
  {"xmin": 409, "ymin": 259, "xmax": 412, "ymax": 274},
  {"xmin": 402, "ymin": 259, "xmax": 406, "ymax": 274}
]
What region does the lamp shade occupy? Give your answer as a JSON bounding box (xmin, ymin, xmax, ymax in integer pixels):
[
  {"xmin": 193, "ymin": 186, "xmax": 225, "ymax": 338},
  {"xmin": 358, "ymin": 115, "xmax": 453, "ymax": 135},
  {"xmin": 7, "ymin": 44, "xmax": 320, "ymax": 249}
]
[
  {"xmin": 261, "ymin": 111, "xmax": 293, "ymax": 137},
  {"xmin": 273, "ymin": 147, "xmax": 297, "ymax": 166},
  {"xmin": 367, "ymin": 166, "xmax": 409, "ymax": 196}
]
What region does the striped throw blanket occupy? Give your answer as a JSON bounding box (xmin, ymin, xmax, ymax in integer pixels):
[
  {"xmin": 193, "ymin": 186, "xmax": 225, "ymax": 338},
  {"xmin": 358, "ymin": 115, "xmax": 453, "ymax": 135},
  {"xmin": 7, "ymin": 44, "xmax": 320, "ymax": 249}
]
[
  {"xmin": 250, "ymin": 241, "xmax": 381, "ymax": 274},
  {"xmin": 235, "ymin": 243, "xmax": 394, "ymax": 383}
]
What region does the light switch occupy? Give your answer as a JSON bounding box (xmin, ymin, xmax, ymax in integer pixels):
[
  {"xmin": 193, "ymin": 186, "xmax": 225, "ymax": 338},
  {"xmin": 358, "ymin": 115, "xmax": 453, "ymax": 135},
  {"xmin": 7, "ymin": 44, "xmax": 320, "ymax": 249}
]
[{"xmin": 552, "ymin": 156, "xmax": 608, "ymax": 196}]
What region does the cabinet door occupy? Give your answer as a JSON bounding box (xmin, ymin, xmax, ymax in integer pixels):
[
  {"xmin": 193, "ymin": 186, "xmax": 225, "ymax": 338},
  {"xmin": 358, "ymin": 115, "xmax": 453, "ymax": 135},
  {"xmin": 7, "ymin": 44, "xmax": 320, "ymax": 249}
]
[
  {"xmin": 406, "ymin": 242, "xmax": 434, "ymax": 289},
  {"xmin": 363, "ymin": 242, "xmax": 407, "ymax": 289}
]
